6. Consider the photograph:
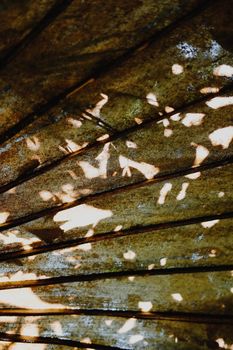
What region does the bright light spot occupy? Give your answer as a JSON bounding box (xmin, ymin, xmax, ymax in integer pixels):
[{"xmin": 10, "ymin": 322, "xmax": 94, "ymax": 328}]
[
  {"xmin": 135, "ymin": 117, "xmax": 143, "ymax": 124},
  {"xmin": 0, "ymin": 212, "xmax": 10, "ymax": 224},
  {"xmin": 216, "ymin": 338, "xmax": 233, "ymax": 349},
  {"xmin": 105, "ymin": 319, "xmax": 113, "ymax": 326},
  {"xmin": 164, "ymin": 128, "xmax": 173, "ymax": 137},
  {"xmin": 119, "ymin": 155, "xmax": 159, "ymax": 179},
  {"xmin": 9, "ymin": 343, "xmax": 46, "ymax": 350},
  {"xmin": 26, "ymin": 136, "xmax": 40, "ymax": 151},
  {"xmin": 138, "ymin": 301, "xmax": 153, "ymax": 312},
  {"xmin": 181, "ymin": 113, "xmax": 205, "ymax": 127},
  {"xmin": 158, "ymin": 118, "xmax": 169, "ymax": 127},
  {"xmin": 20, "ymin": 323, "xmax": 39, "ymax": 336},
  {"xmin": 201, "ymin": 220, "xmax": 219, "ymax": 228},
  {"xmin": 39, "ymin": 190, "xmax": 53, "ymax": 201},
  {"xmin": 118, "ymin": 318, "xmax": 136, "ymax": 334},
  {"xmin": 176, "ymin": 182, "xmax": 189, "ymax": 201},
  {"xmin": 172, "ymin": 64, "xmax": 183, "ymax": 75},
  {"xmin": 213, "ymin": 64, "xmax": 233, "ymax": 77},
  {"xmin": 78, "ymin": 243, "xmax": 92, "ymax": 251},
  {"xmin": 165, "ymin": 106, "xmax": 174, "ymax": 113},
  {"xmin": 160, "ymin": 258, "xmax": 167, "ymax": 266},
  {"xmin": 123, "ymin": 250, "xmax": 136, "ymax": 260},
  {"xmin": 185, "ymin": 172, "xmax": 201, "ymax": 179},
  {"xmin": 200, "ymin": 87, "xmax": 219, "ymax": 94},
  {"xmin": 191, "ymin": 143, "xmax": 209, "ymax": 167},
  {"xmin": 148, "ymin": 264, "xmax": 155, "ymax": 270},
  {"xmin": 65, "ymin": 139, "xmax": 81, "ymax": 152},
  {"xmin": 126, "ymin": 140, "xmax": 137, "ymax": 148},
  {"xmin": 114, "ymin": 225, "xmax": 122, "ymax": 232},
  {"xmin": 209, "ymin": 126, "xmax": 233, "ymax": 149},
  {"xmin": 54, "ymin": 204, "xmax": 113, "ymax": 232},
  {"xmin": 170, "ymin": 113, "xmax": 181, "ymax": 121},
  {"xmin": 67, "ymin": 117, "xmax": 82, "ymax": 128},
  {"xmin": 97, "ymin": 134, "xmax": 109, "ymax": 141},
  {"xmin": 172, "ymin": 293, "xmax": 183, "ymax": 302},
  {"xmin": 51, "ymin": 321, "xmax": 63, "ymax": 336},
  {"xmin": 157, "ymin": 183, "xmax": 172, "ymax": 204},
  {"xmin": 0, "ymin": 288, "xmax": 64, "ymax": 309},
  {"xmin": 129, "ymin": 334, "xmax": 144, "ymax": 344},
  {"xmin": 78, "ymin": 143, "xmax": 110, "ymax": 179},
  {"xmin": 206, "ymin": 96, "xmax": 233, "ymax": 109},
  {"xmin": 216, "ymin": 338, "xmax": 226, "ymax": 348},
  {"xmin": 85, "ymin": 229, "xmax": 94, "ymax": 237},
  {"xmin": 81, "ymin": 337, "xmax": 92, "ymax": 344},
  {"xmin": 128, "ymin": 276, "xmax": 135, "ymax": 281},
  {"xmin": 230, "ymin": 288, "xmax": 233, "ymax": 293},
  {"xmin": 84, "ymin": 93, "xmax": 108, "ymax": 118},
  {"xmin": 209, "ymin": 249, "xmax": 216, "ymax": 257},
  {"xmin": 146, "ymin": 92, "xmax": 159, "ymax": 106},
  {"xmin": 218, "ymin": 192, "xmax": 225, "ymax": 198}
]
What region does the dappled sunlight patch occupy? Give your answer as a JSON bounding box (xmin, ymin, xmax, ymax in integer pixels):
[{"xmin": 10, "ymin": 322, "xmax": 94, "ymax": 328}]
[
  {"xmin": 59, "ymin": 139, "xmax": 88, "ymax": 154},
  {"xmin": 213, "ymin": 64, "xmax": 233, "ymax": 77},
  {"xmin": 53, "ymin": 183, "xmax": 80, "ymax": 203},
  {"xmin": 209, "ymin": 126, "xmax": 233, "ymax": 149},
  {"xmin": 146, "ymin": 92, "xmax": 158, "ymax": 106},
  {"xmin": 160, "ymin": 258, "xmax": 167, "ymax": 266},
  {"xmin": 209, "ymin": 249, "xmax": 217, "ymax": 258},
  {"xmin": 218, "ymin": 192, "xmax": 225, "ymax": 198},
  {"xmin": 181, "ymin": 113, "xmax": 205, "ymax": 127},
  {"xmin": 84, "ymin": 93, "xmax": 108, "ymax": 119},
  {"xmin": 123, "ymin": 250, "xmax": 136, "ymax": 261},
  {"xmin": 119, "ymin": 155, "xmax": 159, "ymax": 179},
  {"xmin": 126, "ymin": 140, "xmax": 137, "ymax": 149},
  {"xmin": 9, "ymin": 343, "xmax": 46, "ymax": 350},
  {"xmin": 77, "ymin": 243, "xmax": 92, "ymax": 251},
  {"xmin": 51, "ymin": 321, "xmax": 63, "ymax": 336},
  {"xmin": 172, "ymin": 293, "xmax": 183, "ymax": 302},
  {"xmin": 164, "ymin": 128, "xmax": 173, "ymax": 137},
  {"xmin": 148, "ymin": 264, "xmax": 155, "ymax": 270},
  {"xmin": 96, "ymin": 134, "xmax": 109, "ymax": 141},
  {"xmin": 39, "ymin": 190, "xmax": 53, "ymax": 201},
  {"xmin": 185, "ymin": 171, "xmax": 201, "ymax": 179},
  {"xmin": 118, "ymin": 318, "xmax": 136, "ymax": 334},
  {"xmin": 128, "ymin": 276, "xmax": 135, "ymax": 282},
  {"xmin": 129, "ymin": 334, "xmax": 144, "ymax": 344},
  {"xmin": 172, "ymin": 63, "xmax": 183, "ymax": 75},
  {"xmin": 105, "ymin": 319, "xmax": 113, "ymax": 326},
  {"xmin": 20, "ymin": 323, "xmax": 39, "ymax": 336},
  {"xmin": 201, "ymin": 219, "xmax": 219, "ymax": 228},
  {"xmin": 0, "ymin": 287, "xmax": 64, "ymax": 309},
  {"xmin": 134, "ymin": 117, "xmax": 143, "ymax": 125},
  {"xmin": 200, "ymin": 87, "xmax": 219, "ymax": 94},
  {"xmin": 165, "ymin": 106, "xmax": 174, "ymax": 113},
  {"xmin": 0, "ymin": 211, "xmax": 10, "ymax": 224},
  {"xmin": 170, "ymin": 113, "xmax": 181, "ymax": 121},
  {"xmin": 67, "ymin": 117, "xmax": 82, "ymax": 128},
  {"xmin": 53, "ymin": 204, "xmax": 113, "ymax": 232},
  {"xmin": 206, "ymin": 96, "xmax": 233, "ymax": 109},
  {"xmin": 78, "ymin": 143, "xmax": 110, "ymax": 179},
  {"xmin": 138, "ymin": 301, "xmax": 153, "ymax": 312},
  {"xmin": 157, "ymin": 118, "xmax": 169, "ymax": 127},
  {"xmin": 176, "ymin": 182, "xmax": 189, "ymax": 201},
  {"xmin": 0, "ymin": 271, "xmax": 47, "ymax": 283},
  {"xmin": 25, "ymin": 136, "xmax": 40, "ymax": 152},
  {"xmin": 191, "ymin": 142, "xmax": 209, "ymax": 167},
  {"xmin": 157, "ymin": 183, "xmax": 172, "ymax": 205},
  {"xmin": 114, "ymin": 225, "xmax": 123, "ymax": 232},
  {"xmin": 216, "ymin": 338, "xmax": 233, "ymax": 349},
  {"xmin": 0, "ymin": 230, "xmax": 41, "ymax": 247}
]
